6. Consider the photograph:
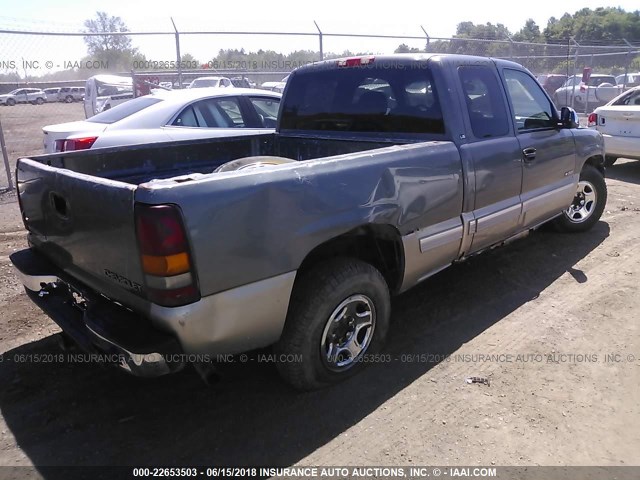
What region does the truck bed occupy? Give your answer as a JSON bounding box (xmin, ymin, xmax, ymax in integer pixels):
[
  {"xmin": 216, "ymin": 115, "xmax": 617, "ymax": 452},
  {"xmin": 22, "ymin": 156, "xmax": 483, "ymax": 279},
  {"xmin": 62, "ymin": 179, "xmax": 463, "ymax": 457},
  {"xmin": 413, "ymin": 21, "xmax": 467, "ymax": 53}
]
[{"xmin": 29, "ymin": 133, "xmax": 402, "ymax": 185}]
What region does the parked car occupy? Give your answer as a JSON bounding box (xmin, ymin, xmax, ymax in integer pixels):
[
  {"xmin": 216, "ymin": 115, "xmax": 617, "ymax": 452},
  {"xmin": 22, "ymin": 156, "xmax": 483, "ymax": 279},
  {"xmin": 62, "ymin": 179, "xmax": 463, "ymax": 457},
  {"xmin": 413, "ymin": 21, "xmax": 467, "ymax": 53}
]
[
  {"xmin": 43, "ymin": 88, "xmax": 281, "ymax": 152},
  {"xmin": 58, "ymin": 86, "xmax": 85, "ymax": 103},
  {"xmin": 13, "ymin": 54, "xmax": 605, "ymax": 390},
  {"xmin": 187, "ymin": 76, "xmax": 234, "ymax": 89},
  {"xmin": 553, "ymin": 74, "xmax": 620, "ymax": 110},
  {"xmin": 230, "ymin": 76, "xmax": 256, "ymax": 88},
  {"xmin": 0, "ymin": 88, "xmax": 46, "ymax": 106},
  {"xmin": 588, "ymin": 85, "xmax": 640, "ymax": 166},
  {"xmin": 42, "ymin": 87, "xmax": 61, "ymax": 102},
  {"xmin": 615, "ymin": 72, "xmax": 640, "ymax": 89},
  {"xmin": 537, "ymin": 74, "xmax": 567, "ymax": 97},
  {"xmin": 261, "ymin": 75, "xmax": 289, "ymax": 93}
]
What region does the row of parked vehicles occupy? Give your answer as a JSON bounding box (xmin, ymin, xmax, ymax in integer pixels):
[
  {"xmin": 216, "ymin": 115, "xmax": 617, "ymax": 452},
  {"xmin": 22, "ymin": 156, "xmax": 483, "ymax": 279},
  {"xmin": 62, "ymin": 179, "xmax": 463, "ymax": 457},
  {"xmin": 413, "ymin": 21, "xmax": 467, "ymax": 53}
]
[{"xmin": 0, "ymin": 86, "xmax": 85, "ymax": 106}]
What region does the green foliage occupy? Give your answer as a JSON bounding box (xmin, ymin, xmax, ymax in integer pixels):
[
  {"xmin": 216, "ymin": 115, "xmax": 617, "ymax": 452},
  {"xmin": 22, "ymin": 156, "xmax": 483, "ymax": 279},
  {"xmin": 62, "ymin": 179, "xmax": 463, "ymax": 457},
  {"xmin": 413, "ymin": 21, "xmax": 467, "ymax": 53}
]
[
  {"xmin": 395, "ymin": 44, "xmax": 422, "ymax": 53},
  {"xmin": 83, "ymin": 11, "xmax": 142, "ymax": 72},
  {"xmin": 544, "ymin": 7, "xmax": 640, "ymax": 43}
]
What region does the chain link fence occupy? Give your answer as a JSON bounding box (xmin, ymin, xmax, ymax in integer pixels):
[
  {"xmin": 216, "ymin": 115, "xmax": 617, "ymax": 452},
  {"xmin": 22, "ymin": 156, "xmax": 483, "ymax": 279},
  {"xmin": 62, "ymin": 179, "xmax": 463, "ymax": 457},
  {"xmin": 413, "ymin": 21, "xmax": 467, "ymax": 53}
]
[{"xmin": 1, "ymin": 26, "xmax": 639, "ymax": 189}]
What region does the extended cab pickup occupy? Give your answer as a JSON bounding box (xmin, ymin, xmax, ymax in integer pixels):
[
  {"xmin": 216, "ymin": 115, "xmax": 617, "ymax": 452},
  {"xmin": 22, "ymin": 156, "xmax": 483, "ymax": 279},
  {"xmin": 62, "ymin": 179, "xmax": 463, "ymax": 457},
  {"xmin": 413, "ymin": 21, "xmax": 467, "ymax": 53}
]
[{"xmin": 11, "ymin": 54, "xmax": 607, "ymax": 389}]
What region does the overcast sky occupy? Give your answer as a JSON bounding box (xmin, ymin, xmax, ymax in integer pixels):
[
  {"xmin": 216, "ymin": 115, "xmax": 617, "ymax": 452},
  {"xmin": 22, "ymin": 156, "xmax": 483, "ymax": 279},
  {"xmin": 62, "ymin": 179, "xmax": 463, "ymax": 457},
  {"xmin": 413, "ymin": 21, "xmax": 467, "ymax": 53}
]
[{"xmin": 1, "ymin": 0, "xmax": 639, "ymax": 75}]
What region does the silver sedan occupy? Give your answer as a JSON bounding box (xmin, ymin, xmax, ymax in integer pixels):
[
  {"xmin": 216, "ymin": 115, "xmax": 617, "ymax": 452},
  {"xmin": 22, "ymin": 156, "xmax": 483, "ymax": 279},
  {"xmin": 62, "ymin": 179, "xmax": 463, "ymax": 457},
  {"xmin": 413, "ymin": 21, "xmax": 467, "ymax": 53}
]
[{"xmin": 43, "ymin": 88, "xmax": 281, "ymax": 153}]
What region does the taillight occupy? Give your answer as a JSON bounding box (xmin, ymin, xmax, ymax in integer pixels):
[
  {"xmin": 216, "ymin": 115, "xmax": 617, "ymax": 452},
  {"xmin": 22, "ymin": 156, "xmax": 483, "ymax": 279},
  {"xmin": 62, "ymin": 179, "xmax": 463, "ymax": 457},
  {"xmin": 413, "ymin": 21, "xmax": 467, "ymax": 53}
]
[
  {"xmin": 135, "ymin": 204, "xmax": 200, "ymax": 307},
  {"xmin": 580, "ymin": 84, "xmax": 586, "ymax": 93},
  {"xmin": 54, "ymin": 139, "xmax": 65, "ymax": 152},
  {"xmin": 337, "ymin": 56, "xmax": 375, "ymax": 67},
  {"xmin": 62, "ymin": 136, "xmax": 98, "ymax": 151},
  {"xmin": 588, "ymin": 113, "xmax": 598, "ymax": 127}
]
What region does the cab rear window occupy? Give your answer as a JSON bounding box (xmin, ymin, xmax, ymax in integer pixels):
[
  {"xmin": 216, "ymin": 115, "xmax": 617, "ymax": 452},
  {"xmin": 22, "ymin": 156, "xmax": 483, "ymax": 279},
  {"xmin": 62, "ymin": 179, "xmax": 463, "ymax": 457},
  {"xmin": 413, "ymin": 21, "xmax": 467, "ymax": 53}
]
[{"xmin": 280, "ymin": 64, "xmax": 445, "ymax": 135}]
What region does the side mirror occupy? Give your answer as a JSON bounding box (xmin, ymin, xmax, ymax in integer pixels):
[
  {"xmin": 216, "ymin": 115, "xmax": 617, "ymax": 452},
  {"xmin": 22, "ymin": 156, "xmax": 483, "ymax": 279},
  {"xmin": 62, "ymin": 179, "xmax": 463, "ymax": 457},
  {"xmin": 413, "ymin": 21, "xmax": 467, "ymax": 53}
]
[{"xmin": 560, "ymin": 106, "xmax": 580, "ymax": 128}]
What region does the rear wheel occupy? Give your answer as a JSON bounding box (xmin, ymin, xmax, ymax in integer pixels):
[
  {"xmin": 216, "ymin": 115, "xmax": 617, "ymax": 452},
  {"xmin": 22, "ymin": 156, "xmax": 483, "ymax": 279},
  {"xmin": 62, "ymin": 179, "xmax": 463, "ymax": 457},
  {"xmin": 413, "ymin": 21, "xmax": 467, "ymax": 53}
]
[
  {"xmin": 35, "ymin": 97, "xmax": 44, "ymax": 105},
  {"xmin": 275, "ymin": 258, "xmax": 390, "ymax": 390},
  {"xmin": 65, "ymin": 95, "xmax": 73, "ymax": 103},
  {"xmin": 553, "ymin": 165, "xmax": 606, "ymax": 233},
  {"xmin": 604, "ymin": 156, "xmax": 617, "ymax": 167}
]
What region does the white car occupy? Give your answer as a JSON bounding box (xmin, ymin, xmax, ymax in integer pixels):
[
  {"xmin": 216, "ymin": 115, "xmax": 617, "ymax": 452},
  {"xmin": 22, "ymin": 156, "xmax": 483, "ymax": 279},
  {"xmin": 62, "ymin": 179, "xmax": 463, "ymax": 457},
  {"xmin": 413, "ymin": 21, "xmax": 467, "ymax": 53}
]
[
  {"xmin": 43, "ymin": 88, "xmax": 61, "ymax": 102},
  {"xmin": 187, "ymin": 76, "xmax": 233, "ymax": 89},
  {"xmin": 261, "ymin": 75, "xmax": 289, "ymax": 93},
  {"xmin": 0, "ymin": 88, "xmax": 46, "ymax": 106},
  {"xmin": 588, "ymin": 86, "xmax": 640, "ymax": 166},
  {"xmin": 43, "ymin": 88, "xmax": 281, "ymax": 153}
]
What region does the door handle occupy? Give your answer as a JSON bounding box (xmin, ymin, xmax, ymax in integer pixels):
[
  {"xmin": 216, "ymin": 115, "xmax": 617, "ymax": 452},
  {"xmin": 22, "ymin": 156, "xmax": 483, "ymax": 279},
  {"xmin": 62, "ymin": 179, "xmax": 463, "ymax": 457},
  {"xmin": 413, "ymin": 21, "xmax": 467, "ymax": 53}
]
[{"xmin": 522, "ymin": 147, "xmax": 537, "ymax": 162}]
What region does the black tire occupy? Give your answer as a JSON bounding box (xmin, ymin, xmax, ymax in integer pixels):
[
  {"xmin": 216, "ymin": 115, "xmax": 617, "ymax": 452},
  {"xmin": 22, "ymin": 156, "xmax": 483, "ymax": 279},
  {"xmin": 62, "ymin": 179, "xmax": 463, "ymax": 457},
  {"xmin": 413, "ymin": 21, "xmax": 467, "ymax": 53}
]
[
  {"xmin": 35, "ymin": 97, "xmax": 44, "ymax": 105},
  {"xmin": 553, "ymin": 165, "xmax": 607, "ymax": 233},
  {"xmin": 6, "ymin": 98, "xmax": 15, "ymax": 106},
  {"xmin": 604, "ymin": 156, "xmax": 617, "ymax": 167},
  {"xmin": 275, "ymin": 258, "xmax": 390, "ymax": 390},
  {"xmin": 65, "ymin": 95, "xmax": 73, "ymax": 103}
]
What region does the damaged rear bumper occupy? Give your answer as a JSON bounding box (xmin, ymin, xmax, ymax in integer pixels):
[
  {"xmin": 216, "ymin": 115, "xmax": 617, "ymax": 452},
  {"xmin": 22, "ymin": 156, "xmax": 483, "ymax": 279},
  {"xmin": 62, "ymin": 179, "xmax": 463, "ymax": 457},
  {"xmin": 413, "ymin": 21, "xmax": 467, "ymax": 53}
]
[{"xmin": 10, "ymin": 248, "xmax": 184, "ymax": 377}]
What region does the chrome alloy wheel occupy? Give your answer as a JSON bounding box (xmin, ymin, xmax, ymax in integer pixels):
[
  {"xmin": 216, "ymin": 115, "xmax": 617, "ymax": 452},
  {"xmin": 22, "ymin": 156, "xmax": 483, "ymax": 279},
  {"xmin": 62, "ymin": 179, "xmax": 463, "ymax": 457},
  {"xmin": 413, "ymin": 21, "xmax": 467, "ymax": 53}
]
[
  {"xmin": 565, "ymin": 180, "xmax": 597, "ymax": 223},
  {"xmin": 320, "ymin": 294, "xmax": 376, "ymax": 371}
]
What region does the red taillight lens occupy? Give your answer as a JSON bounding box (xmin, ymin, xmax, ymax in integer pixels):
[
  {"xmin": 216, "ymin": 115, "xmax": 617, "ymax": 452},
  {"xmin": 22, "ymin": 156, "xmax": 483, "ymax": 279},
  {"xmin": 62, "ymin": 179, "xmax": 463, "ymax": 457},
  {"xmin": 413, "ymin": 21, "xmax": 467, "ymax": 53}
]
[
  {"xmin": 337, "ymin": 56, "xmax": 375, "ymax": 67},
  {"xmin": 136, "ymin": 205, "xmax": 188, "ymax": 256},
  {"xmin": 135, "ymin": 204, "xmax": 200, "ymax": 307},
  {"xmin": 62, "ymin": 136, "xmax": 98, "ymax": 151},
  {"xmin": 588, "ymin": 113, "xmax": 598, "ymax": 127}
]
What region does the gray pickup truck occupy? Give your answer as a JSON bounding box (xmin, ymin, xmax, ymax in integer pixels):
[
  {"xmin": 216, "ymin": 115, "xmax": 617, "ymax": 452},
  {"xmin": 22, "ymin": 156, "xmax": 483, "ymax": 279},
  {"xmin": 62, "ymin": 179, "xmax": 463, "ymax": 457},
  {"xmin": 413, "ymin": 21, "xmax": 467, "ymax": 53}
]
[{"xmin": 11, "ymin": 54, "xmax": 606, "ymax": 390}]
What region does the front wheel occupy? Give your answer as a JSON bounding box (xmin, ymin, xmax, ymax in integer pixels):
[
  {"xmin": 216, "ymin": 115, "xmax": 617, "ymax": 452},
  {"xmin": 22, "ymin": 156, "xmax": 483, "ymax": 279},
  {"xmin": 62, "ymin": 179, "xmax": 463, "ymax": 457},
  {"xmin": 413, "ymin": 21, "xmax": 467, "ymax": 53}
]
[
  {"xmin": 6, "ymin": 98, "xmax": 15, "ymax": 106},
  {"xmin": 275, "ymin": 258, "xmax": 390, "ymax": 390},
  {"xmin": 553, "ymin": 165, "xmax": 607, "ymax": 233}
]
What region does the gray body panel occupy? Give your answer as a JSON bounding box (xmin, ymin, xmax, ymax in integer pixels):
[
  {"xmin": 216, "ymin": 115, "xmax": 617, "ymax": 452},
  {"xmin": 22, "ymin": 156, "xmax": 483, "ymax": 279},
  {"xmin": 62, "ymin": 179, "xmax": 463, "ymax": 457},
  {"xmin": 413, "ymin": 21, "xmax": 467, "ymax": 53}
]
[{"xmin": 13, "ymin": 54, "xmax": 605, "ymax": 358}]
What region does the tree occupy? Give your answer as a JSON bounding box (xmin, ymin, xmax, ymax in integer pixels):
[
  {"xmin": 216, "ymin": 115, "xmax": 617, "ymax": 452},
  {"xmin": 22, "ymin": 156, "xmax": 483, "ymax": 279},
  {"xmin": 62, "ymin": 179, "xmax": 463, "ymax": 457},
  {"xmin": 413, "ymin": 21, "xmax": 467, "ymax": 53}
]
[
  {"xmin": 513, "ymin": 19, "xmax": 542, "ymax": 42},
  {"xmin": 395, "ymin": 43, "xmax": 422, "ymax": 53},
  {"xmin": 83, "ymin": 12, "xmax": 141, "ymax": 71}
]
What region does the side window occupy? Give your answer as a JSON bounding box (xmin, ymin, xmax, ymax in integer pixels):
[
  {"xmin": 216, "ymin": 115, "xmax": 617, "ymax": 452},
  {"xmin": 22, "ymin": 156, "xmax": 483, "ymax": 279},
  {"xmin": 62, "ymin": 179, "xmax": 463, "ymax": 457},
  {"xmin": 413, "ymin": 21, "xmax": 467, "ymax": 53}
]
[
  {"xmin": 458, "ymin": 66, "xmax": 510, "ymax": 139},
  {"xmin": 613, "ymin": 89, "xmax": 640, "ymax": 106},
  {"xmin": 172, "ymin": 106, "xmax": 199, "ymax": 127},
  {"xmin": 503, "ymin": 69, "xmax": 555, "ymax": 131},
  {"xmin": 183, "ymin": 98, "xmax": 244, "ymax": 128},
  {"xmin": 250, "ymin": 97, "xmax": 280, "ymax": 127}
]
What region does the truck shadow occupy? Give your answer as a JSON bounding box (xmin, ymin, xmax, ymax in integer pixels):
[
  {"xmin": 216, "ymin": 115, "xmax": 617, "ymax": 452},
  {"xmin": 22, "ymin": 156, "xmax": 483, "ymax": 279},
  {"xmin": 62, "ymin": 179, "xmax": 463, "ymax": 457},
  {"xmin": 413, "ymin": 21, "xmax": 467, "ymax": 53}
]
[
  {"xmin": 0, "ymin": 222, "xmax": 609, "ymax": 471},
  {"xmin": 606, "ymin": 159, "xmax": 640, "ymax": 186}
]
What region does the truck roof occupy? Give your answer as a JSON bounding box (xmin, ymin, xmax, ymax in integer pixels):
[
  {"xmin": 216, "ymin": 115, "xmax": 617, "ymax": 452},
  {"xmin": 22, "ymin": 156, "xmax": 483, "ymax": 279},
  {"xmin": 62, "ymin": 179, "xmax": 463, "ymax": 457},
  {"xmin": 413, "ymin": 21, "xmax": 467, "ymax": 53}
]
[{"xmin": 294, "ymin": 53, "xmax": 526, "ymax": 74}]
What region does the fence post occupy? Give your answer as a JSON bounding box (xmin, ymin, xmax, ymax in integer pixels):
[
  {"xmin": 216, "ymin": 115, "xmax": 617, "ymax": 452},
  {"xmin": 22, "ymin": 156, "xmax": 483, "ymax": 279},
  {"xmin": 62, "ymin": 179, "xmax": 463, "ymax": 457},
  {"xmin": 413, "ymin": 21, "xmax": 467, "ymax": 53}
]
[
  {"xmin": 171, "ymin": 18, "xmax": 183, "ymax": 88},
  {"xmin": 314, "ymin": 21, "xmax": 323, "ymax": 61},
  {"xmin": 623, "ymin": 38, "xmax": 633, "ymax": 89},
  {"xmin": 570, "ymin": 37, "xmax": 580, "ymax": 110},
  {"xmin": 0, "ymin": 117, "xmax": 14, "ymax": 190},
  {"xmin": 420, "ymin": 26, "xmax": 430, "ymax": 51}
]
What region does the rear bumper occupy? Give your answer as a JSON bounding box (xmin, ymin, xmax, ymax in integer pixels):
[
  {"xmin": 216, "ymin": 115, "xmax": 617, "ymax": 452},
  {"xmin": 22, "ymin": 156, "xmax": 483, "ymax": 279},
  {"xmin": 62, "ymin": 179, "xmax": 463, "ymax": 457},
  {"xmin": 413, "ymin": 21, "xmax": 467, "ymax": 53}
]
[
  {"xmin": 10, "ymin": 248, "xmax": 184, "ymax": 377},
  {"xmin": 602, "ymin": 134, "xmax": 640, "ymax": 160}
]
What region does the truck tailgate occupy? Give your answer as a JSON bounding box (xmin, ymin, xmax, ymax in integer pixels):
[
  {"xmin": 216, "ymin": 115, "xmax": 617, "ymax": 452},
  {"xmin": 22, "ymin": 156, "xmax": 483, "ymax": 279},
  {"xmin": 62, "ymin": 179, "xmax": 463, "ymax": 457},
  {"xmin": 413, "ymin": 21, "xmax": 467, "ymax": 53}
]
[{"xmin": 17, "ymin": 158, "xmax": 144, "ymax": 302}]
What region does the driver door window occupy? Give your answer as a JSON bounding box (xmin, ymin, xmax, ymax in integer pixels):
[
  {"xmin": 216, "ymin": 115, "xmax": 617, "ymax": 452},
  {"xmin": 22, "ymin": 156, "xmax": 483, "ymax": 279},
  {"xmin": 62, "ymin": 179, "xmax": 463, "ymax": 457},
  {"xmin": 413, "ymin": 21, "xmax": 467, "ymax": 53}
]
[{"xmin": 504, "ymin": 70, "xmax": 555, "ymax": 131}]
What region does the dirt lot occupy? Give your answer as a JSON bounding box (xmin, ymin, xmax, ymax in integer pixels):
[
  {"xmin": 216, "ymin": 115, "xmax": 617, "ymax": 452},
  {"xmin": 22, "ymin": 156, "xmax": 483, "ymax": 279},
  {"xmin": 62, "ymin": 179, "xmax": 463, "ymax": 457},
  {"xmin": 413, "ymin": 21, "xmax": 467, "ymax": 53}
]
[
  {"xmin": 0, "ymin": 105, "xmax": 638, "ymax": 472},
  {"xmin": 0, "ymin": 103, "xmax": 85, "ymax": 189}
]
